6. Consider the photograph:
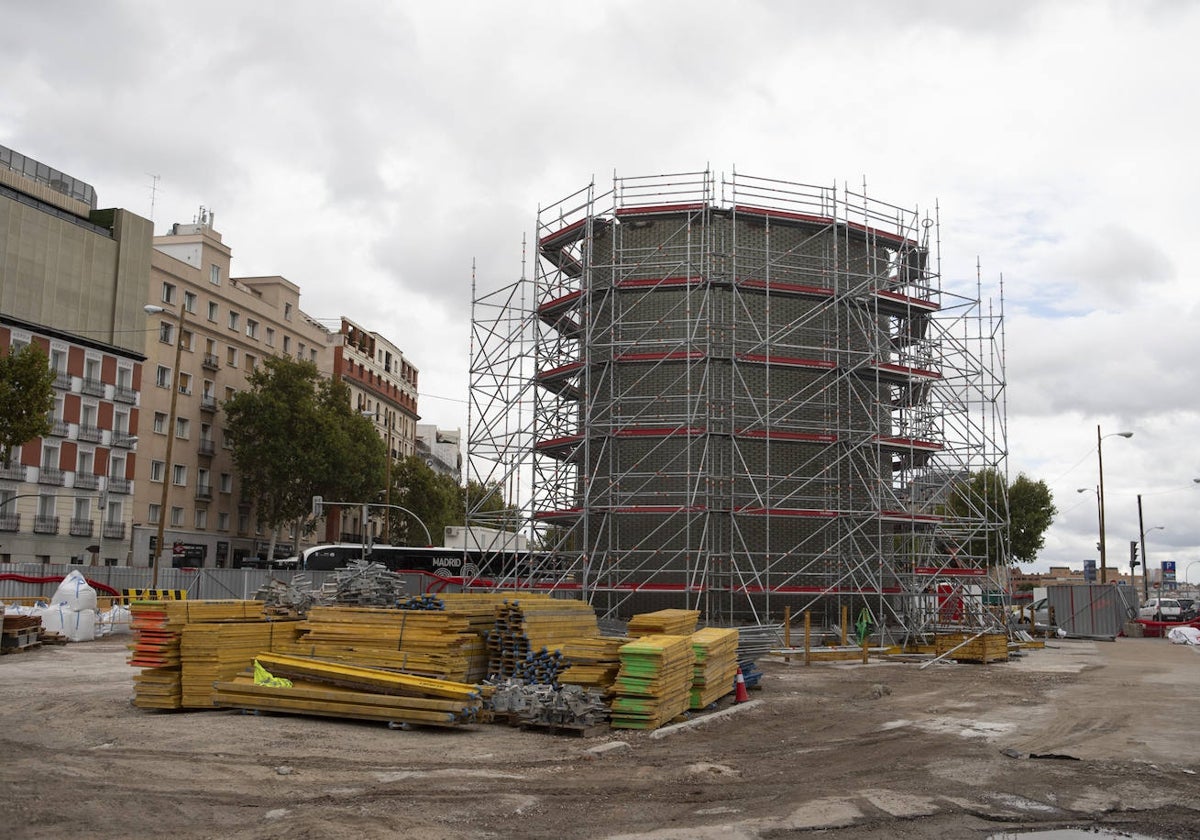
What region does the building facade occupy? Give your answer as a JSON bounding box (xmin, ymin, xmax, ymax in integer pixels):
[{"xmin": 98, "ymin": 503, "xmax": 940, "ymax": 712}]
[
  {"xmin": 325, "ymin": 317, "xmax": 420, "ymax": 543},
  {"xmin": 132, "ymin": 216, "xmax": 335, "ymax": 568},
  {"xmin": 0, "ymin": 145, "xmax": 152, "ymax": 564},
  {"xmin": 416, "ymin": 424, "xmax": 461, "ymax": 483}
]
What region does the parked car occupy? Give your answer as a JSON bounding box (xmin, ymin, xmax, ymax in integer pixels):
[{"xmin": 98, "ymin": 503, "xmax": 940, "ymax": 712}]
[
  {"xmin": 1013, "ymin": 597, "xmax": 1053, "ymax": 629},
  {"xmin": 1175, "ymin": 598, "xmax": 1196, "ymax": 620},
  {"xmin": 1138, "ymin": 598, "xmax": 1183, "ymax": 621}
]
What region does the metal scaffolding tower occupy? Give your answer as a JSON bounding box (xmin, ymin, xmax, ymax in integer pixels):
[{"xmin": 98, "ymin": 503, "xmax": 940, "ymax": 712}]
[{"xmin": 468, "ymin": 170, "xmax": 1007, "ymax": 639}]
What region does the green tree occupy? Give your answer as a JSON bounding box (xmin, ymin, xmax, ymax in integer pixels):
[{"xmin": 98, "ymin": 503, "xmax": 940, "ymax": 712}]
[
  {"xmin": 223, "ymin": 356, "xmax": 386, "ymax": 558},
  {"xmin": 388, "ymin": 455, "xmax": 460, "ymax": 546},
  {"xmin": 463, "ymin": 479, "xmax": 518, "ymax": 530},
  {"xmin": 0, "ymin": 343, "xmax": 55, "ymax": 465},
  {"xmin": 945, "ymin": 468, "xmax": 1056, "ymax": 566}
]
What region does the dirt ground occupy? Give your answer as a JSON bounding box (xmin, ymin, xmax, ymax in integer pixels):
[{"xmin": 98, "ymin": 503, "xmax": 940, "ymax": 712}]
[{"xmin": 2, "ymin": 635, "xmax": 1199, "ymax": 840}]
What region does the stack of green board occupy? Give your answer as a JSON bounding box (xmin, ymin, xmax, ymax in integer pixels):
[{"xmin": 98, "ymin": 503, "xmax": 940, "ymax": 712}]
[
  {"xmin": 610, "ymin": 634, "xmax": 695, "ymax": 730},
  {"xmin": 689, "ymin": 627, "xmax": 740, "ymax": 709}
]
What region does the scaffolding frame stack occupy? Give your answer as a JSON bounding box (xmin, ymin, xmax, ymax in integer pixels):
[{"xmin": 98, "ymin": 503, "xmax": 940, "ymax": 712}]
[{"xmin": 468, "ymin": 170, "xmax": 1007, "ymax": 641}]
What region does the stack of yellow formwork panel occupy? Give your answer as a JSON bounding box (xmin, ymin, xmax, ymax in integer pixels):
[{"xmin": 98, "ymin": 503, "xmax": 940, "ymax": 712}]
[
  {"xmin": 627, "ymin": 609, "xmax": 700, "ymax": 637},
  {"xmin": 179, "ymin": 622, "xmax": 293, "ymax": 708},
  {"xmin": 212, "ymin": 653, "xmax": 492, "ymax": 728},
  {"xmin": 129, "ymin": 600, "xmax": 267, "ymax": 709},
  {"xmin": 558, "ymin": 636, "xmax": 628, "ymax": 691},
  {"xmin": 487, "ymin": 598, "xmax": 600, "ymax": 681},
  {"xmin": 274, "ymin": 606, "xmax": 486, "ymax": 682},
  {"xmin": 688, "ymin": 627, "xmax": 740, "ymax": 709},
  {"xmin": 609, "ymin": 634, "xmax": 696, "ymax": 730}
]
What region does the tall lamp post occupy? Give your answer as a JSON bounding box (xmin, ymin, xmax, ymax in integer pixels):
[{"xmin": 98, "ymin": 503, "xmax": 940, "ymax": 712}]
[
  {"xmin": 144, "ymin": 303, "xmax": 186, "ymax": 588},
  {"xmin": 1096, "ymin": 426, "xmax": 1133, "ymax": 584}
]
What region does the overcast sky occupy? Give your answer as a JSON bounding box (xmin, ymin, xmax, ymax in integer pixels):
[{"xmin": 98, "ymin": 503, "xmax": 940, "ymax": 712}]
[{"xmin": 3, "ymin": 1, "xmax": 1198, "ymax": 579}]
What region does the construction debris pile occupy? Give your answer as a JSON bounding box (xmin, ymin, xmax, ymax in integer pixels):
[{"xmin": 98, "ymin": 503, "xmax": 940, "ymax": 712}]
[{"xmin": 127, "ymin": 594, "xmax": 749, "ymax": 733}]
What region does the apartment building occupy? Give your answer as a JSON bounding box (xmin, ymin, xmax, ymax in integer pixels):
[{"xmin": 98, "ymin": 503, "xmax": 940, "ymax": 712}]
[
  {"xmin": 0, "ymin": 145, "xmax": 152, "ymax": 565},
  {"xmin": 321, "ymin": 317, "xmax": 420, "ymax": 543},
  {"xmin": 416, "ymin": 424, "xmax": 461, "ymax": 483},
  {"xmin": 133, "ymin": 215, "xmax": 334, "ymax": 568}
]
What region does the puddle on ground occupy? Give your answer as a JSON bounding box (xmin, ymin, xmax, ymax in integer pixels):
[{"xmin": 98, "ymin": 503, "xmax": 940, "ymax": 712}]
[{"xmin": 988, "ymin": 830, "xmax": 1162, "ymax": 839}]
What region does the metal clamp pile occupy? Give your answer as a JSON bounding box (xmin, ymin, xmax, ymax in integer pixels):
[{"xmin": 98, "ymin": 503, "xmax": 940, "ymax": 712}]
[
  {"xmin": 488, "ymin": 679, "xmax": 609, "ymax": 729},
  {"xmin": 318, "ymin": 560, "xmax": 407, "ymax": 607}
]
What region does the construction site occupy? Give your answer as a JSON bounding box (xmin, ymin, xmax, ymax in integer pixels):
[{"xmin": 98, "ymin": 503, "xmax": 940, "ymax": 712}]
[{"xmin": 468, "ymin": 170, "xmax": 1008, "ymax": 642}]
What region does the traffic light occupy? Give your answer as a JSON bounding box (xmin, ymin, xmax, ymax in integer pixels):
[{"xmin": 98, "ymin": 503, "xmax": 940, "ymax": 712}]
[
  {"xmin": 1130, "ymin": 540, "xmax": 1140, "ymax": 571},
  {"xmin": 311, "ymin": 495, "xmax": 324, "ymax": 518}
]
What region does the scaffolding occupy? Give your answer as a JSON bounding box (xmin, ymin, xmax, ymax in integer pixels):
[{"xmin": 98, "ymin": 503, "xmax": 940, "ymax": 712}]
[{"xmin": 468, "ymin": 170, "xmax": 1007, "ymax": 640}]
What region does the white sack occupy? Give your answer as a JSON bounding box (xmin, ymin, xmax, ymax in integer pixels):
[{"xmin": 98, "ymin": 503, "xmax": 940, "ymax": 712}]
[
  {"xmin": 50, "ymin": 570, "xmax": 98, "ymax": 612},
  {"xmin": 96, "ymin": 605, "xmax": 132, "ymax": 637},
  {"xmin": 1167, "ymin": 626, "xmax": 1200, "ymax": 645},
  {"xmin": 40, "ymin": 605, "xmax": 96, "ymax": 642}
]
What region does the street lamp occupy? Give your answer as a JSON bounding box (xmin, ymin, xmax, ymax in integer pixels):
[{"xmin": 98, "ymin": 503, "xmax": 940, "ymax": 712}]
[
  {"xmin": 1096, "ymin": 426, "xmax": 1133, "ymax": 584},
  {"xmin": 144, "ymin": 303, "xmax": 186, "ymax": 588}
]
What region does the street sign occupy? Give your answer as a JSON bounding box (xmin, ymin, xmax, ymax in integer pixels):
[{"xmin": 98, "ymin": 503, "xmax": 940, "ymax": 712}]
[{"xmin": 1163, "ymin": 560, "xmax": 1177, "ymax": 591}]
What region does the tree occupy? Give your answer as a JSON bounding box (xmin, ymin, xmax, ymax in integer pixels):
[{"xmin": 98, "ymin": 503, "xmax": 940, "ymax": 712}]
[
  {"xmin": 945, "ymin": 468, "xmax": 1057, "ymax": 566},
  {"xmin": 223, "ymin": 356, "xmax": 386, "ymax": 558},
  {"xmin": 388, "ymin": 455, "xmax": 460, "ymax": 546},
  {"xmin": 0, "ymin": 343, "xmax": 55, "ymax": 466}
]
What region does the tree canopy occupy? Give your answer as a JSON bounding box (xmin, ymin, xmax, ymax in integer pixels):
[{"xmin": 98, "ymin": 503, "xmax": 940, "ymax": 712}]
[
  {"xmin": 945, "ymin": 468, "xmax": 1057, "ymax": 566},
  {"xmin": 0, "ymin": 343, "xmax": 55, "ymax": 465},
  {"xmin": 387, "ymin": 455, "xmax": 461, "ymax": 546},
  {"xmin": 223, "ymin": 356, "xmax": 386, "ymax": 548}
]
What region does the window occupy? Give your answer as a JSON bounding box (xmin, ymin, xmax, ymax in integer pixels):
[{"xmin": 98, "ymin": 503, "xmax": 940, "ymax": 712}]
[
  {"xmin": 162, "ymin": 282, "xmax": 177, "ymax": 304},
  {"xmin": 194, "ymin": 509, "xmax": 208, "ymax": 529},
  {"xmin": 156, "ymin": 365, "xmax": 171, "ymax": 389},
  {"xmin": 159, "ymin": 322, "xmax": 175, "ymax": 345},
  {"xmin": 41, "ymin": 442, "xmax": 59, "ymax": 469},
  {"xmin": 210, "ymin": 264, "xmax": 221, "ymax": 286},
  {"xmin": 175, "ymin": 417, "xmax": 190, "ymax": 439},
  {"xmin": 238, "ymin": 512, "xmax": 249, "ymax": 533},
  {"xmin": 178, "ymin": 372, "xmax": 192, "ymax": 395},
  {"xmin": 207, "ymin": 301, "xmax": 218, "ymax": 322},
  {"xmin": 282, "ymin": 336, "xmax": 291, "ymax": 353},
  {"xmin": 116, "ymin": 366, "xmax": 132, "ymax": 390},
  {"xmin": 74, "ymin": 497, "xmax": 90, "ymax": 522},
  {"xmin": 245, "ymin": 354, "xmax": 257, "ymax": 372},
  {"xmin": 76, "ymin": 449, "xmax": 94, "ymax": 475},
  {"xmin": 183, "ymin": 291, "xmax": 197, "ymax": 314},
  {"xmin": 284, "ymin": 302, "xmax": 292, "ymax": 321},
  {"xmin": 153, "ymin": 412, "xmax": 167, "ymax": 434},
  {"xmin": 114, "ymin": 410, "xmax": 130, "ymax": 436},
  {"xmin": 37, "ymin": 494, "xmax": 56, "ymax": 518},
  {"xmin": 228, "ymin": 311, "xmax": 239, "ymax": 330},
  {"xmin": 150, "ymin": 460, "xmax": 165, "ymax": 482},
  {"xmin": 298, "ymin": 342, "xmax": 306, "ymax": 360},
  {"xmin": 223, "ymin": 431, "xmax": 233, "ymax": 449},
  {"xmin": 310, "ymin": 349, "xmax": 318, "ymax": 363},
  {"xmin": 265, "ymin": 327, "xmax": 275, "ymax": 347},
  {"xmin": 217, "ymin": 511, "xmax": 230, "ymax": 531},
  {"xmin": 170, "ymin": 507, "xmax": 184, "ymax": 526},
  {"xmin": 226, "ymin": 347, "xmax": 238, "ymax": 367},
  {"xmin": 84, "ymin": 357, "xmax": 101, "ymax": 381},
  {"xmin": 197, "ymin": 467, "xmax": 210, "ymax": 488},
  {"xmin": 110, "ymin": 454, "xmax": 126, "ymax": 480},
  {"xmin": 202, "ymin": 380, "xmax": 214, "ymax": 400},
  {"xmin": 172, "ymin": 464, "xmax": 187, "ymax": 486},
  {"xmin": 50, "ymin": 348, "xmax": 67, "ymax": 373},
  {"xmin": 246, "ymin": 319, "xmax": 258, "ymax": 339},
  {"xmin": 219, "ymin": 473, "xmax": 232, "ymax": 493},
  {"xmin": 81, "ymin": 403, "xmax": 97, "ymax": 428},
  {"xmin": 180, "ymin": 329, "xmax": 193, "ymax": 351},
  {"xmin": 148, "ymin": 503, "xmax": 161, "ymax": 524},
  {"xmin": 224, "ymin": 386, "xmax": 236, "ymax": 401}
]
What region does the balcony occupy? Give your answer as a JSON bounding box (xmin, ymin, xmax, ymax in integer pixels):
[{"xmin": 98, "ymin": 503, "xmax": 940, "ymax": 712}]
[
  {"xmin": 112, "ymin": 432, "xmax": 138, "ymax": 449},
  {"xmin": 0, "ymin": 514, "xmax": 19, "ymax": 531},
  {"xmin": 102, "ymin": 522, "xmax": 125, "ymax": 540},
  {"xmin": 38, "ymin": 467, "xmax": 64, "ymax": 486},
  {"xmin": 77, "ymin": 424, "xmax": 103, "ymax": 443},
  {"xmin": 33, "ymin": 515, "xmax": 60, "ymax": 534},
  {"xmin": 81, "ymin": 378, "xmax": 106, "ymax": 397},
  {"xmin": 74, "ymin": 473, "xmax": 100, "ymax": 490},
  {"xmin": 200, "ymin": 395, "xmax": 217, "ymax": 412},
  {"xmin": 0, "ymin": 464, "xmax": 25, "ymax": 481},
  {"xmin": 53, "ymin": 371, "xmax": 72, "ymax": 390},
  {"xmin": 113, "ymin": 385, "xmax": 137, "ymax": 404},
  {"xmin": 202, "ymin": 354, "xmax": 220, "ymax": 371},
  {"xmin": 108, "ymin": 477, "xmax": 132, "ymax": 495},
  {"xmin": 195, "ymin": 485, "xmax": 213, "ymax": 501},
  {"xmin": 69, "ymin": 518, "xmax": 94, "ymax": 537},
  {"xmin": 48, "ymin": 419, "xmax": 70, "ymax": 437},
  {"xmin": 197, "ymin": 439, "xmax": 216, "ymax": 457}
]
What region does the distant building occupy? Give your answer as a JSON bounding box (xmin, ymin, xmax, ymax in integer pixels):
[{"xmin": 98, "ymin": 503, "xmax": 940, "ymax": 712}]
[
  {"xmin": 325, "ymin": 317, "xmax": 421, "ymax": 543},
  {"xmin": 0, "ymin": 145, "xmax": 152, "ymax": 565},
  {"xmin": 416, "ymin": 424, "xmax": 461, "ymax": 483},
  {"xmin": 134, "ymin": 215, "xmax": 335, "ymax": 568}
]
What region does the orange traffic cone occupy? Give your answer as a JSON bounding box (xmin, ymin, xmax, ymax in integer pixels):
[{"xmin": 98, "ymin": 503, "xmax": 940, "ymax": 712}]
[{"xmin": 734, "ymin": 666, "xmax": 751, "ymax": 704}]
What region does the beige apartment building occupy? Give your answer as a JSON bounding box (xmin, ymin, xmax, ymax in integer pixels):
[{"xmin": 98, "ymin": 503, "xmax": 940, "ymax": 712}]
[
  {"xmin": 0, "ymin": 145, "xmax": 152, "ymax": 565},
  {"xmin": 133, "ymin": 215, "xmax": 335, "ymax": 568}
]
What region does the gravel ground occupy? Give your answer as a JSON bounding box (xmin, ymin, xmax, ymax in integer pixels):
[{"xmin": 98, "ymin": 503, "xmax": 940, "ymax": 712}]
[{"xmin": 2, "ymin": 634, "xmax": 1199, "ymax": 839}]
